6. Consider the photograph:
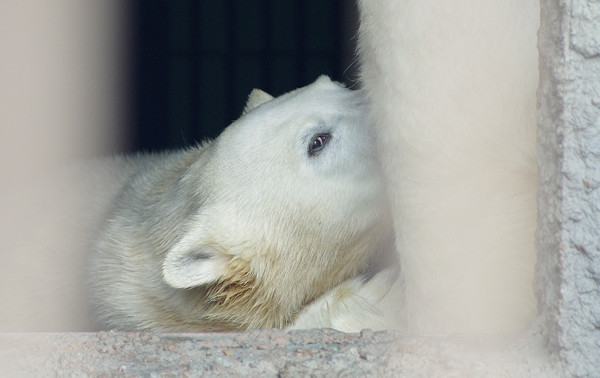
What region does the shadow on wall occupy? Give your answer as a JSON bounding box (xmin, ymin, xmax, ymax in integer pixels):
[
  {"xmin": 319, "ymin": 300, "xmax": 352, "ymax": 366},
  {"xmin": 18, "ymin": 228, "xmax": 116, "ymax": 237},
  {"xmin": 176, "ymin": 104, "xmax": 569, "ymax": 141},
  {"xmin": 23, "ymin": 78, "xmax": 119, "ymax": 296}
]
[{"xmin": 129, "ymin": 0, "xmax": 359, "ymax": 152}]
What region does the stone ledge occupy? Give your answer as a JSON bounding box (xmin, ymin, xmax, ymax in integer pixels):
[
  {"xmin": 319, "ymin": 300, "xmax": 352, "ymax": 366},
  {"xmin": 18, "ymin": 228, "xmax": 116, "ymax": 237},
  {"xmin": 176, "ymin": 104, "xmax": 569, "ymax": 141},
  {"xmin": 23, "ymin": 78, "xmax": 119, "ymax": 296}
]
[{"xmin": 0, "ymin": 328, "xmax": 562, "ymax": 377}]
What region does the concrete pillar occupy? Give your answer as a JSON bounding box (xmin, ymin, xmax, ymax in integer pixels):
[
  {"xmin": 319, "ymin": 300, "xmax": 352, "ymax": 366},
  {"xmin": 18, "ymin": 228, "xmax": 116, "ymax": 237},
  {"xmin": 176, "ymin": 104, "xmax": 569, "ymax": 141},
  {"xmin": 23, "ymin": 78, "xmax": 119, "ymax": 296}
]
[{"xmin": 537, "ymin": 1, "xmax": 600, "ymax": 376}]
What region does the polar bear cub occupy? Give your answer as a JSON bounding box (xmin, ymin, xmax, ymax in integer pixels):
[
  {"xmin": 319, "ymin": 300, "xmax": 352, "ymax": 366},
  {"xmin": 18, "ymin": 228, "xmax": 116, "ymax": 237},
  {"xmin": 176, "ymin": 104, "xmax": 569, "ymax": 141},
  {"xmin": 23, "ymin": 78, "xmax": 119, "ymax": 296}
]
[{"xmin": 90, "ymin": 76, "xmax": 392, "ymax": 332}]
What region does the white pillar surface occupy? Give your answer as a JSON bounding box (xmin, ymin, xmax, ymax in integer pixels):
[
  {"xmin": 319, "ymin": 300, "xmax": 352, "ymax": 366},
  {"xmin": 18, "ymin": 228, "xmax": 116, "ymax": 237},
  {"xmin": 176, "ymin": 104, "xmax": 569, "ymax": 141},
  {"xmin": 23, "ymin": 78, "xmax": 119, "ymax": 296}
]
[{"xmin": 537, "ymin": 1, "xmax": 600, "ymax": 376}]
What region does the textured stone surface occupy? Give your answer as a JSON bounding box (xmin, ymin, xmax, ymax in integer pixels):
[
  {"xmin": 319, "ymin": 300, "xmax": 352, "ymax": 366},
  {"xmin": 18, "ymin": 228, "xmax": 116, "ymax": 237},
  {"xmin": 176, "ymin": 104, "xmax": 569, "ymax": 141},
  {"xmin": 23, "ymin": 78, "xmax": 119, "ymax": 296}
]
[
  {"xmin": 537, "ymin": 1, "xmax": 600, "ymax": 376},
  {"xmin": 0, "ymin": 329, "xmax": 561, "ymax": 377}
]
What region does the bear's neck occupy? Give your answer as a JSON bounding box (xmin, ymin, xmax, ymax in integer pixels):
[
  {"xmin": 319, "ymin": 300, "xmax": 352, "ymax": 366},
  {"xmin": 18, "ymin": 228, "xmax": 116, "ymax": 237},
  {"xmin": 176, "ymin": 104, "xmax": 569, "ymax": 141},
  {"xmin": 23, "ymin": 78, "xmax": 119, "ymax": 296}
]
[
  {"xmin": 199, "ymin": 247, "xmax": 370, "ymax": 331},
  {"xmin": 201, "ymin": 259, "xmax": 306, "ymax": 330}
]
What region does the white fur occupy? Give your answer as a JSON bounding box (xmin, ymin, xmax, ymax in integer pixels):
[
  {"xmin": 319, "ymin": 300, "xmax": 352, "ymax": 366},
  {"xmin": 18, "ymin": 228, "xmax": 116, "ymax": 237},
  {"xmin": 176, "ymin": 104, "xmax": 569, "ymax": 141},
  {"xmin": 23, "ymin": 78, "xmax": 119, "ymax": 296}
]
[
  {"xmin": 289, "ymin": 268, "xmax": 402, "ymax": 332},
  {"xmin": 354, "ymin": 0, "xmax": 540, "ymax": 334},
  {"xmin": 90, "ymin": 76, "xmax": 392, "ymax": 331}
]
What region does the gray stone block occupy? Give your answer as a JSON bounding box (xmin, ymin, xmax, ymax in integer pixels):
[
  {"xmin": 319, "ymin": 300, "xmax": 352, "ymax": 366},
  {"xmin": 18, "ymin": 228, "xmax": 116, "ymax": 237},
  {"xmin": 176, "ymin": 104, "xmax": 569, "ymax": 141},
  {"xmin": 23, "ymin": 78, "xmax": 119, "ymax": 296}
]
[{"xmin": 0, "ymin": 329, "xmax": 560, "ymax": 377}]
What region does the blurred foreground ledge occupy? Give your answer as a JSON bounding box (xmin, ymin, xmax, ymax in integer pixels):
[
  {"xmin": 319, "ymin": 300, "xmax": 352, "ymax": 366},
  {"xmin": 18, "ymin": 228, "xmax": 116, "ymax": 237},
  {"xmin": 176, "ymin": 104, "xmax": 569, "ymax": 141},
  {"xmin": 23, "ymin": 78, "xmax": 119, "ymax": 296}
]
[{"xmin": 0, "ymin": 328, "xmax": 561, "ymax": 377}]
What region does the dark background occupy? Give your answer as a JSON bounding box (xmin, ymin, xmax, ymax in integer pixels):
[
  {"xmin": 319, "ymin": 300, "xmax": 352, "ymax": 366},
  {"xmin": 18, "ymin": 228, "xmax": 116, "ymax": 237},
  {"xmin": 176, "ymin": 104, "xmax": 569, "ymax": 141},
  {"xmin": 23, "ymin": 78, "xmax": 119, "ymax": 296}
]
[{"xmin": 129, "ymin": 1, "xmax": 359, "ymax": 152}]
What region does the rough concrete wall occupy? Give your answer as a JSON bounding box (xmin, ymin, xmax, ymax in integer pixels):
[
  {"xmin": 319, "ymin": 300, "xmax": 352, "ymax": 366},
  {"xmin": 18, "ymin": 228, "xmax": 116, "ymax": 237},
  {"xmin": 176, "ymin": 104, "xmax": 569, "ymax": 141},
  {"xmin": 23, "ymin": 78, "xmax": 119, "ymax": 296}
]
[{"xmin": 537, "ymin": 1, "xmax": 600, "ymax": 376}]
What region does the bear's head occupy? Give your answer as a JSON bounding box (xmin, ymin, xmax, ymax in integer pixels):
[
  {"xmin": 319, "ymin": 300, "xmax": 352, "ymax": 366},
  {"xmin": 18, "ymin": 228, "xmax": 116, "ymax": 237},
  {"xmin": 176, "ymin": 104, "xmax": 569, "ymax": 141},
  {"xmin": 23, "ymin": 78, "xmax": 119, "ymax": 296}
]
[{"xmin": 162, "ymin": 76, "xmax": 391, "ymax": 329}]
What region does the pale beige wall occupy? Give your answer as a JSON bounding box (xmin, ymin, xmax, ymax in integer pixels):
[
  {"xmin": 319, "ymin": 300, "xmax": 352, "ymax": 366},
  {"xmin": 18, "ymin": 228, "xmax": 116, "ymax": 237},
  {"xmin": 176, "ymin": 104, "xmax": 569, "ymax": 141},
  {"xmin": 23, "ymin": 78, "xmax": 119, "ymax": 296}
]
[{"xmin": 0, "ymin": 1, "xmax": 128, "ymax": 330}]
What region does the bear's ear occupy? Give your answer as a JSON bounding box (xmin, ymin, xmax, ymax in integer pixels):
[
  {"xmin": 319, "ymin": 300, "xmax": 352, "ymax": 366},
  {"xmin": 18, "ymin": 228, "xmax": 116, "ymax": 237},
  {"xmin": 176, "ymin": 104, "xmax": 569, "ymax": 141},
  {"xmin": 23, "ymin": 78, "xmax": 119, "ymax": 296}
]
[
  {"xmin": 242, "ymin": 89, "xmax": 273, "ymax": 114},
  {"xmin": 162, "ymin": 243, "xmax": 228, "ymax": 289}
]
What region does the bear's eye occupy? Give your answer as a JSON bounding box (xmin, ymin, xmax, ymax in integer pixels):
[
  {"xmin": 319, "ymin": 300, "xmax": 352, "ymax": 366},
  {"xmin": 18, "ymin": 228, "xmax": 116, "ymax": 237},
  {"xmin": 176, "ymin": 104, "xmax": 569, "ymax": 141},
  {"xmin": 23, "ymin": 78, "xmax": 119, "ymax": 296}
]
[{"xmin": 308, "ymin": 133, "xmax": 331, "ymax": 156}]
